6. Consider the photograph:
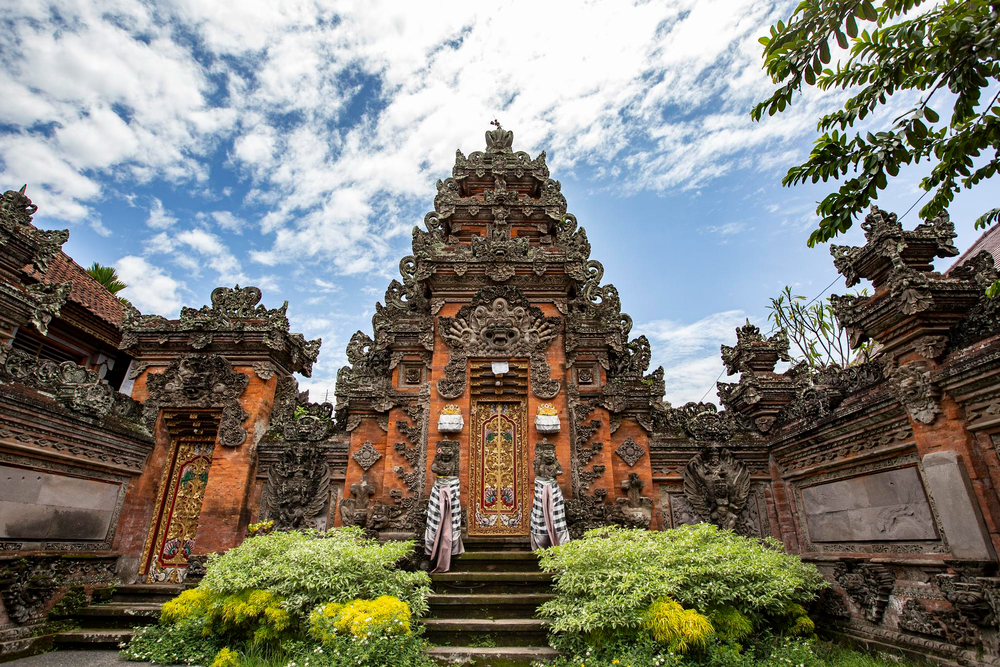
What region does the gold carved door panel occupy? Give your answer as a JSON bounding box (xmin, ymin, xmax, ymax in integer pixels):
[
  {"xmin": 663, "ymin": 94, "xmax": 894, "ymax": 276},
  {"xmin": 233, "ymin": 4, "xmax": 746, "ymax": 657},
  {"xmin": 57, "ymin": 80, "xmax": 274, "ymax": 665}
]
[
  {"xmin": 469, "ymin": 400, "xmax": 529, "ymax": 536},
  {"xmin": 140, "ymin": 412, "xmax": 219, "ymax": 583}
]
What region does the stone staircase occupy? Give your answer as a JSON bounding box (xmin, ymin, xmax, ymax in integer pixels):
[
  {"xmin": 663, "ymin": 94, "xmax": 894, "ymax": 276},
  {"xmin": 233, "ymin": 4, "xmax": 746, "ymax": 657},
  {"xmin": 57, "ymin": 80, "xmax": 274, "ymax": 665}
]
[
  {"xmin": 424, "ymin": 543, "xmax": 559, "ymax": 666},
  {"xmin": 51, "ymin": 583, "xmax": 184, "ymax": 650},
  {"xmin": 48, "ymin": 545, "xmax": 558, "ymax": 665}
]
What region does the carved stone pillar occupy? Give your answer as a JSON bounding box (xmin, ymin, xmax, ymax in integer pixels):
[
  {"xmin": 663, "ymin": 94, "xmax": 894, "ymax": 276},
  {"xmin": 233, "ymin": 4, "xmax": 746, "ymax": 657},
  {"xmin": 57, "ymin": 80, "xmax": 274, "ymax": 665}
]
[{"xmin": 717, "ymin": 321, "xmax": 799, "ymax": 434}]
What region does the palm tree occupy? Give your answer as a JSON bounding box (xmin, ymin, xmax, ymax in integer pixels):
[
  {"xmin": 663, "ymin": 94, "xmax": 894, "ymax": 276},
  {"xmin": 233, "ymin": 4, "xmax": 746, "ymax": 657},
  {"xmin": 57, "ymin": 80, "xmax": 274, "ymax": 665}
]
[{"xmin": 85, "ymin": 262, "xmax": 128, "ymax": 300}]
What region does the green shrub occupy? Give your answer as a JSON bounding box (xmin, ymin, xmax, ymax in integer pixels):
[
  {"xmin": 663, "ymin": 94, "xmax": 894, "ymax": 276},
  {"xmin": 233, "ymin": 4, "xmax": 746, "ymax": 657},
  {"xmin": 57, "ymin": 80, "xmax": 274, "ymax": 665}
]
[
  {"xmin": 537, "ymin": 524, "xmax": 825, "ymax": 642},
  {"xmin": 123, "ymin": 528, "xmax": 432, "ymax": 665},
  {"xmin": 200, "ymin": 527, "xmax": 430, "ymax": 618},
  {"xmin": 546, "ymin": 637, "xmax": 917, "ymax": 667},
  {"xmin": 119, "ymin": 622, "xmax": 221, "ymax": 665}
]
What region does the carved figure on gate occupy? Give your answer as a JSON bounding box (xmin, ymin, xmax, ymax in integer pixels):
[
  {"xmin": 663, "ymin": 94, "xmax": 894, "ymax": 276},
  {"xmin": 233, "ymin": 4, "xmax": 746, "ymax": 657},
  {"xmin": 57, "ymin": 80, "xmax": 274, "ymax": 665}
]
[{"xmin": 683, "ymin": 446, "xmax": 750, "ymax": 530}]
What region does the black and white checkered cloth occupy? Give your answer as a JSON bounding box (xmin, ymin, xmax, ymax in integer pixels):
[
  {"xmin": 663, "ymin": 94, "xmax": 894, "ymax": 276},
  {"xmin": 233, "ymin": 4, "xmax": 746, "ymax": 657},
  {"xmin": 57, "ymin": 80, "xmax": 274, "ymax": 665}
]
[
  {"xmin": 530, "ymin": 477, "xmax": 570, "ymax": 548},
  {"xmin": 425, "ymin": 476, "xmax": 463, "ymax": 555}
]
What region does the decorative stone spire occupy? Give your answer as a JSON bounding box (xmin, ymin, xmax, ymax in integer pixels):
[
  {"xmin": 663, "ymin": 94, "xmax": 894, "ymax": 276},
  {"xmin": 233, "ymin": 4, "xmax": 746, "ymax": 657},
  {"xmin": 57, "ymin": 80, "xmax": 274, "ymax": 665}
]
[
  {"xmin": 485, "ymin": 119, "xmax": 514, "ymax": 153},
  {"xmin": 717, "ymin": 321, "xmax": 799, "ymax": 433},
  {"xmin": 828, "ymin": 206, "xmax": 983, "ymax": 357}
]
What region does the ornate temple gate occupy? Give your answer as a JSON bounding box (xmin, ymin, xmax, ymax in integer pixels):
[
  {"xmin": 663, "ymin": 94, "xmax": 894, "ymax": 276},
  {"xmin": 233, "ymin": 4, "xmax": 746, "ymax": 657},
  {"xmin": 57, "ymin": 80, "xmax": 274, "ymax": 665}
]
[
  {"xmin": 139, "ymin": 411, "xmax": 221, "ymax": 582},
  {"xmin": 469, "ymin": 361, "xmax": 529, "ymax": 536}
]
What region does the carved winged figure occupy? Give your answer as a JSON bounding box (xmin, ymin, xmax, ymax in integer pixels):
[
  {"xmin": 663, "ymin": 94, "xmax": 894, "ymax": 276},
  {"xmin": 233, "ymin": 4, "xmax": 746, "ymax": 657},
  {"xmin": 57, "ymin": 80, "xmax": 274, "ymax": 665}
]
[
  {"xmin": 682, "ymin": 446, "xmax": 751, "ymax": 530},
  {"xmin": 263, "ymin": 447, "xmax": 331, "ymax": 530}
]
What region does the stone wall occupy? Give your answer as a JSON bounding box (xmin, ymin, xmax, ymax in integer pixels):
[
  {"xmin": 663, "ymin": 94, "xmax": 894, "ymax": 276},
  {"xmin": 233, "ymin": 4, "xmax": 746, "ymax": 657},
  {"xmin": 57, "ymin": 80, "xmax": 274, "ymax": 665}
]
[{"xmin": 714, "ymin": 208, "xmax": 1000, "ymax": 665}]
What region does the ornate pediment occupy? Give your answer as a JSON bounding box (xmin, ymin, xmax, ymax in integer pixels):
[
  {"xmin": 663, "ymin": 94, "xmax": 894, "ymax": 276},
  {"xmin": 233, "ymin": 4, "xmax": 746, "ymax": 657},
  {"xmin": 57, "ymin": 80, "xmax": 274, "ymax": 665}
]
[
  {"xmin": 437, "ymin": 286, "xmax": 562, "ymax": 399},
  {"xmin": 144, "ymin": 354, "xmax": 250, "ymax": 447}
]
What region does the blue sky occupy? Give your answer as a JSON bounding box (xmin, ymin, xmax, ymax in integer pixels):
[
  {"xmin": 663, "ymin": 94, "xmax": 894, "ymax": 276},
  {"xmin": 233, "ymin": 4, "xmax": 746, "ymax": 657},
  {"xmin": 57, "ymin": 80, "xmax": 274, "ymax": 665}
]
[{"xmin": 1, "ymin": 0, "xmax": 993, "ymax": 405}]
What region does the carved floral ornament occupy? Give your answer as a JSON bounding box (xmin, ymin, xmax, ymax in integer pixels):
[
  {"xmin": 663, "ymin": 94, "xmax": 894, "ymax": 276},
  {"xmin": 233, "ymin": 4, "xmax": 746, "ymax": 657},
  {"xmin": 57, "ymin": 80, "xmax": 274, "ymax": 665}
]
[
  {"xmin": 143, "ymin": 354, "xmax": 250, "ymax": 447},
  {"xmin": 615, "ymin": 437, "xmax": 646, "ymax": 467},
  {"xmin": 890, "ymin": 361, "xmax": 941, "ymax": 425}
]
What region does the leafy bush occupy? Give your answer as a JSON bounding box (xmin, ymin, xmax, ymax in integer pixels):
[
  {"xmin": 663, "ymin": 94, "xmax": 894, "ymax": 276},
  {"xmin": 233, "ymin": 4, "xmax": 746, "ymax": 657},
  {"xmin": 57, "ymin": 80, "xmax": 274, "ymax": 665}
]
[
  {"xmin": 547, "ymin": 636, "xmax": 918, "ymax": 667},
  {"xmin": 123, "ymin": 528, "xmax": 432, "ymax": 665},
  {"xmin": 643, "ymin": 598, "xmax": 714, "ymax": 653},
  {"xmin": 120, "ymin": 622, "xmax": 220, "ymax": 665},
  {"xmin": 200, "ymin": 527, "xmax": 430, "ymax": 618},
  {"xmin": 537, "ymin": 524, "xmax": 825, "ymax": 644}
]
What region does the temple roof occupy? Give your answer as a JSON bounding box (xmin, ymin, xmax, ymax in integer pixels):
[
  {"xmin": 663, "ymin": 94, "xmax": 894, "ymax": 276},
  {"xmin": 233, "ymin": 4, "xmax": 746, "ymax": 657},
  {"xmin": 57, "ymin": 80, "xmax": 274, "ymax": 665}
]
[{"xmin": 24, "ymin": 251, "xmax": 125, "ymax": 334}]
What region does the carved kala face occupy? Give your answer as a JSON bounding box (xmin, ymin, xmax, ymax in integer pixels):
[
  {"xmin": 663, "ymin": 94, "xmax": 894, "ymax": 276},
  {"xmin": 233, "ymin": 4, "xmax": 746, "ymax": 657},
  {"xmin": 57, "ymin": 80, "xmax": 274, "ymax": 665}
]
[{"xmin": 483, "ymin": 322, "xmax": 519, "ymax": 350}]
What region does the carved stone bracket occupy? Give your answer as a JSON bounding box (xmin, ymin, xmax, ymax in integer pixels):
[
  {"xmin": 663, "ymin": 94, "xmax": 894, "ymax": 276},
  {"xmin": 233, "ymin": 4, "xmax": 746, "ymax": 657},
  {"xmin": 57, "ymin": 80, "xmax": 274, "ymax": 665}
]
[
  {"xmin": 144, "ymin": 354, "xmax": 250, "ymax": 447},
  {"xmin": 833, "ymin": 561, "xmax": 895, "ymax": 624},
  {"xmin": 890, "ymin": 362, "xmax": 941, "ymax": 425},
  {"xmin": 25, "ymin": 282, "xmax": 72, "ymax": 336}
]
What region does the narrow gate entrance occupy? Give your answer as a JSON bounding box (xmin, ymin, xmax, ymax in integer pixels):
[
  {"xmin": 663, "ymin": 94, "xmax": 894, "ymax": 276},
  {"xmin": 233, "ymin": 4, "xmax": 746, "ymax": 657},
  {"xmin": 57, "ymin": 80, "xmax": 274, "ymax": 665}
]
[
  {"xmin": 139, "ymin": 411, "xmax": 220, "ymax": 582},
  {"xmin": 469, "ymin": 361, "xmax": 529, "ymax": 537}
]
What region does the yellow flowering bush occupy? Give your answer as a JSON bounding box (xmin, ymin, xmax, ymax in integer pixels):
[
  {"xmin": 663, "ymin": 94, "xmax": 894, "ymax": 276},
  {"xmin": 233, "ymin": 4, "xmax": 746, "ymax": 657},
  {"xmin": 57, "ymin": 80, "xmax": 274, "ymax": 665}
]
[
  {"xmin": 246, "ymin": 520, "xmax": 274, "ymax": 537},
  {"xmin": 210, "ymin": 647, "xmax": 238, "ymax": 667},
  {"xmin": 641, "ymin": 597, "xmax": 714, "ymax": 653},
  {"xmin": 309, "ymin": 596, "xmax": 412, "ymax": 643},
  {"xmin": 160, "ymin": 588, "xmax": 212, "ymax": 624}
]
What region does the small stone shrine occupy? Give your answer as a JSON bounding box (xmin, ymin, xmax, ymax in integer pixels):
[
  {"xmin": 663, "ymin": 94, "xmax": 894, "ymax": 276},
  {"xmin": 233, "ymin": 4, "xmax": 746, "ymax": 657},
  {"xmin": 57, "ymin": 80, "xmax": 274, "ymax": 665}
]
[{"xmin": 0, "ymin": 131, "xmax": 998, "ymax": 665}]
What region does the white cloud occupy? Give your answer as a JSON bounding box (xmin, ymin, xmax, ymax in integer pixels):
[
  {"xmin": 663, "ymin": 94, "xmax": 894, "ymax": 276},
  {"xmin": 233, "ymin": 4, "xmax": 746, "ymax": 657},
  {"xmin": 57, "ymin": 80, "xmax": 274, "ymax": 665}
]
[
  {"xmin": 210, "ymin": 211, "xmax": 246, "ymax": 232},
  {"xmin": 146, "ymin": 198, "xmax": 177, "ymax": 230},
  {"xmin": 3, "ymin": 0, "xmax": 859, "ymax": 274},
  {"xmin": 636, "ymin": 310, "xmax": 754, "ymax": 406},
  {"xmin": 704, "ymin": 221, "xmax": 751, "ymax": 238},
  {"xmin": 115, "ymin": 255, "xmax": 184, "ymax": 315}
]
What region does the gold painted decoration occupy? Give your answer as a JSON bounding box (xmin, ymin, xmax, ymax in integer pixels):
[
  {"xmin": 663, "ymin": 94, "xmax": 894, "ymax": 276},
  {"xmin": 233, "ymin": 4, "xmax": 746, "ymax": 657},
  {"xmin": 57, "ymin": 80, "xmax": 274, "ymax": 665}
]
[
  {"xmin": 140, "ymin": 424, "xmax": 216, "ymax": 583},
  {"xmin": 470, "ymin": 401, "xmax": 529, "ymax": 535}
]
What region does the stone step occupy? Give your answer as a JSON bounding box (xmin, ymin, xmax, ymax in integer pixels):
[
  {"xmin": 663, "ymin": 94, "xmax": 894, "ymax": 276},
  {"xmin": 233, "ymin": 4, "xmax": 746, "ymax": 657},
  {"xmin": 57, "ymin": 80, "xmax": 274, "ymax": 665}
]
[
  {"xmin": 452, "ymin": 550, "xmax": 541, "ymax": 573},
  {"xmin": 53, "ymin": 628, "xmax": 134, "ymax": 650},
  {"xmin": 431, "ymin": 571, "xmax": 552, "ymax": 594},
  {"xmin": 110, "ymin": 583, "xmax": 188, "ymax": 603},
  {"xmin": 421, "ymin": 619, "xmax": 549, "ymax": 647},
  {"xmin": 427, "ymin": 593, "xmax": 553, "ymax": 619},
  {"xmin": 427, "ymin": 646, "xmax": 559, "ymax": 666},
  {"xmin": 55, "ymin": 602, "xmax": 162, "ymax": 628},
  {"xmin": 462, "ymin": 537, "xmax": 532, "ymax": 552}
]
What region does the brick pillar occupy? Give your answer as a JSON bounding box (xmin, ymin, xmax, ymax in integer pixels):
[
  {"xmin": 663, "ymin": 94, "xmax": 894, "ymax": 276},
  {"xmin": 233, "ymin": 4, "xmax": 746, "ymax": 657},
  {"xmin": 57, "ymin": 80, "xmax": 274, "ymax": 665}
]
[{"xmin": 193, "ymin": 370, "xmax": 277, "ymax": 553}]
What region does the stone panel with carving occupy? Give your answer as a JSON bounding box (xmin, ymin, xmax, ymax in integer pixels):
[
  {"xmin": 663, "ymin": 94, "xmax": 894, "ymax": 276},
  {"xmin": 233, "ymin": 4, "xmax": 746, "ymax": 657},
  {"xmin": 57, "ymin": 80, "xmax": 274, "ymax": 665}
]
[{"xmin": 801, "ymin": 467, "xmax": 938, "ymax": 542}]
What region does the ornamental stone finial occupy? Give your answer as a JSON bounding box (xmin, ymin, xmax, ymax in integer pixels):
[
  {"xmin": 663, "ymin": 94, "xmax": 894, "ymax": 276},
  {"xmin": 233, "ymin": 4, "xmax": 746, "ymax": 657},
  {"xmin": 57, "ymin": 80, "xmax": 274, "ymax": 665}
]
[{"xmin": 485, "ymin": 119, "xmax": 513, "ymax": 153}]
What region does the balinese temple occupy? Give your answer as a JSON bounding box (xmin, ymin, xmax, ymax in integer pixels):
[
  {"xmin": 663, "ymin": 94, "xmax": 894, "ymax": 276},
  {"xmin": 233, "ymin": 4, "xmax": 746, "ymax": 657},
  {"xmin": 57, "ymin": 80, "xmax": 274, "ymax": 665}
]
[
  {"xmin": 334, "ymin": 124, "xmax": 677, "ymax": 543},
  {"xmin": 2, "ymin": 127, "xmax": 1000, "ymax": 665}
]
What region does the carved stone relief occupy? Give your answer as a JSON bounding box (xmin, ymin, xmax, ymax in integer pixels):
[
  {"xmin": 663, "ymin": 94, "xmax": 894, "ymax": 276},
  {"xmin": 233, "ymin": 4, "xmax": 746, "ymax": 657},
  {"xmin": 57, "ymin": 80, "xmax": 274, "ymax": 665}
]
[
  {"xmin": 260, "ymin": 445, "xmax": 331, "ymax": 530},
  {"xmin": 144, "ymin": 355, "xmax": 250, "ymax": 447},
  {"xmin": 800, "ymin": 467, "xmax": 938, "ymax": 542},
  {"xmin": 682, "ymin": 447, "xmax": 750, "ymax": 530},
  {"xmin": 437, "ymin": 286, "xmax": 561, "ymax": 399}
]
